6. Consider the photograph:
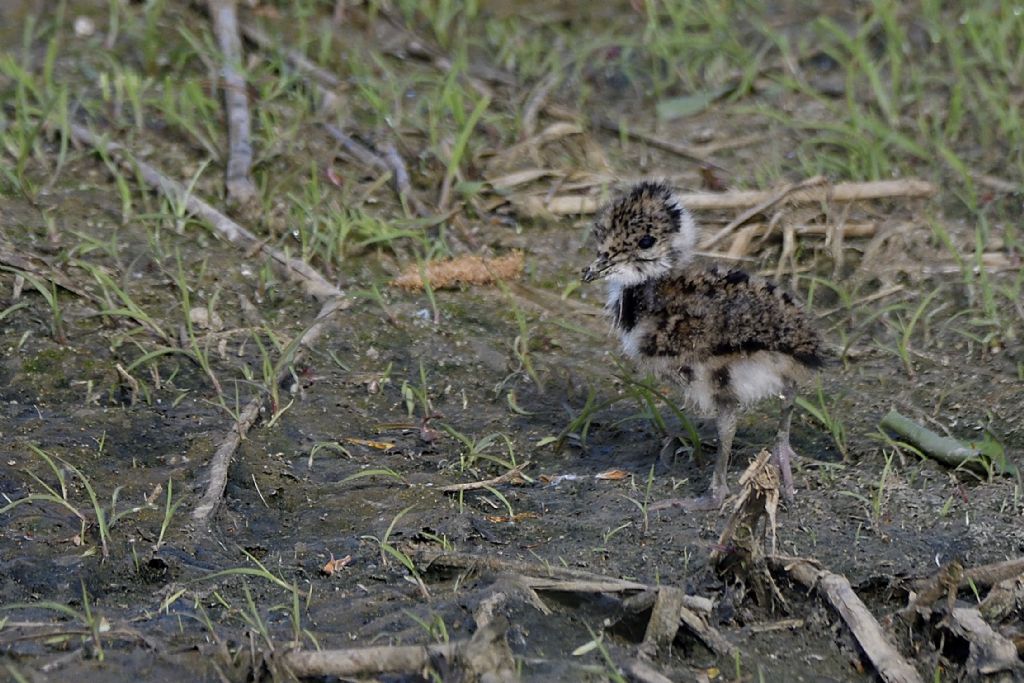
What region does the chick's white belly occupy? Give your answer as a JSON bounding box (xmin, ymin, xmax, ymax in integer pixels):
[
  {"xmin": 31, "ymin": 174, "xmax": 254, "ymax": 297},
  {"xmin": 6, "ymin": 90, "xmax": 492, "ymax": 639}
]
[
  {"xmin": 726, "ymin": 353, "xmax": 790, "ymax": 404},
  {"xmin": 617, "ymin": 327, "xmax": 792, "ymax": 416}
]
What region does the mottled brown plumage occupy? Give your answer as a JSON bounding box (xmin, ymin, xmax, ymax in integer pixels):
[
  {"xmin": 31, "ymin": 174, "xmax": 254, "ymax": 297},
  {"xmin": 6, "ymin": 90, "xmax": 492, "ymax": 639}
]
[{"xmin": 582, "ymin": 181, "xmax": 826, "ymax": 509}]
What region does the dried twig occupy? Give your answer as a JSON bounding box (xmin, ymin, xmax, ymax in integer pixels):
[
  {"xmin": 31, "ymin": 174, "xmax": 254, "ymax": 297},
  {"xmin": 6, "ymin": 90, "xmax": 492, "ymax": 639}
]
[
  {"xmin": 639, "ymin": 586, "xmax": 685, "ymax": 657},
  {"xmin": 922, "ymin": 251, "xmax": 1021, "ymax": 275},
  {"xmin": 724, "ymin": 221, "xmax": 878, "ymax": 258},
  {"xmin": 325, "ymin": 123, "xmax": 429, "ymax": 219},
  {"xmin": 473, "ymin": 581, "xmax": 552, "ymax": 627},
  {"xmin": 945, "ymin": 608, "xmax": 1023, "ymax": 677},
  {"xmin": 377, "ymin": 9, "xmax": 509, "ymax": 95},
  {"xmin": 323, "ymin": 124, "xmax": 388, "ymax": 170},
  {"xmin": 971, "ymin": 172, "xmax": 1020, "ymax": 194},
  {"xmin": 485, "ymin": 168, "xmax": 561, "ymax": 191},
  {"xmin": 623, "ymin": 659, "xmax": 675, "ymax": 683},
  {"xmin": 209, "ymin": 0, "xmax": 257, "ymax": 205},
  {"xmin": 905, "ymin": 556, "xmax": 1024, "ymax": 618},
  {"xmin": 381, "ymin": 141, "xmax": 428, "ymax": 216},
  {"xmin": 519, "ymin": 576, "xmax": 648, "ymax": 593},
  {"xmin": 115, "ymin": 363, "xmax": 141, "ymax": 408},
  {"xmin": 283, "ymin": 618, "xmax": 516, "ymax": 681},
  {"xmin": 239, "ymin": 20, "xmax": 343, "ymax": 110},
  {"xmin": 676, "ymin": 602, "xmax": 737, "ymax": 659},
  {"xmin": 695, "ymin": 132, "xmax": 768, "ymax": 156},
  {"xmin": 592, "ymin": 117, "xmax": 722, "ymax": 170},
  {"xmin": 439, "ymin": 461, "xmax": 531, "ymax": 493},
  {"xmin": 68, "ymin": 123, "xmax": 343, "ymax": 300},
  {"xmin": 489, "ymin": 122, "xmax": 583, "ymax": 171},
  {"xmin": 521, "ymin": 72, "xmax": 561, "ymax": 139},
  {"xmin": 0, "ymin": 238, "xmax": 100, "ymax": 303},
  {"xmin": 711, "ymin": 451, "xmax": 785, "ymax": 609},
  {"xmin": 192, "ymin": 296, "xmax": 347, "ymax": 525},
  {"xmin": 770, "ymin": 556, "xmax": 924, "ymax": 683},
  {"xmin": 515, "ymin": 577, "xmax": 713, "ymax": 619},
  {"xmin": 413, "ymin": 548, "xmax": 728, "ymax": 657},
  {"xmin": 620, "ymin": 590, "xmax": 737, "ymax": 659},
  {"xmin": 700, "ymin": 176, "xmax": 827, "ymax": 249},
  {"xmin": 511, "ymin": 178, "xmax": 937, "ymax": 217},
  {"xmin": 64, "ymin": 122, "xmax": 347, "ymax": 527},
  {"xmin": 241, "ymin": 21, "xmax": 430, "ymax": 217}
]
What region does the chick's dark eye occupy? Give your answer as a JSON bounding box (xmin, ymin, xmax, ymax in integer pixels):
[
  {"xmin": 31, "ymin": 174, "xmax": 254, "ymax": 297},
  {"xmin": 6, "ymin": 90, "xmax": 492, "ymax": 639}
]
[{"xmin": 638, "ymin": 235, "xmax": 656, "ymax": 249}]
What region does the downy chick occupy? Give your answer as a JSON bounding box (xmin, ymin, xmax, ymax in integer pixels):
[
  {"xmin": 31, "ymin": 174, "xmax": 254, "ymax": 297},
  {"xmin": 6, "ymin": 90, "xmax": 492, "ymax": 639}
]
[{"xmin": 582, "ymin": 181, "xmax": 826, "ymax": 509}]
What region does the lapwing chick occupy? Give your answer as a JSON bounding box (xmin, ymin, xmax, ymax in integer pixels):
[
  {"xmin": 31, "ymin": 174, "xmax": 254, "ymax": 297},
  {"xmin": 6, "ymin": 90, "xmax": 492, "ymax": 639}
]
[{"xmin": 582, "ymin": 181, "xmax": 826, "ymax": 510}]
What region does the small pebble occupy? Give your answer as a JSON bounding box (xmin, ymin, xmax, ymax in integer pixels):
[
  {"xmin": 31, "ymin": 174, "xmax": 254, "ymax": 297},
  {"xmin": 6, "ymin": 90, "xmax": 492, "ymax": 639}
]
[{"xmin": 74, "ymin": 16, "xmax": 95, "ymax": 37}]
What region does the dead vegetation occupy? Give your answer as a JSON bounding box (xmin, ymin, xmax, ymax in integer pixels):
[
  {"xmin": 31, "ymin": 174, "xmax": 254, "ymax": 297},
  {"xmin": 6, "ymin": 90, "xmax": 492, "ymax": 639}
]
[
  {"xmin": 391, "ymin": 251, "xmax": 525, "ymax": 290},
  {"xmin": 0, "ymin": 1, "xmax": 1022, "ymax": 682}
]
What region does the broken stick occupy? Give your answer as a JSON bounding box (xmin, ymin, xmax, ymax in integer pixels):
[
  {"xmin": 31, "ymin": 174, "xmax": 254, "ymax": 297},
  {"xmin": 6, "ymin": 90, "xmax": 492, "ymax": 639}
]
[
  {"xmin": 945, "ymin": 607, "xmax": 1024, "ymax": 677},
  {"xmin": 64, "ymin": 122, "xmax": 348, "ymax": 528},
  {"xmin": 382, "ymin": 141, "xmax": 428, "ymax": 217},
  {"xmin": 512, "ymin": 178, "xmax": 937, "ymax": 217},
  {"xmin": 284, "ymin": 618, "xmax": 516, "ymax": 681},
  {"xmin": 239, "ymin": 20, "xmax": 343, "ymax": 111},
  {"xmin": 68, "ymin": 123, "xmax": 343, "ymax": 300},
  {"xmin": 712, "ymin": 451, "xmax": 784, "ymax": 610},
  {"xmin": 639, "ymin": 587, "xmax": 685, "ymax": 657},
  {"xmin": 701, "ymin": 175, "xmax": 827, "ymax": 249},
  {"xmin": 208, "ymin": 0, "xmax": 257, "ymax": 205},
  {"xmin": 623, "ymin": 659, "xmax": 675, "ymax": 683},
  {"xmin": 413, "ymin": 547, "xmax": 713, "ymax": 613},
  {"xmin": 413, "ymin": 548, "xmax": 731, "ymax": 659},
  {"xmin": 770, "ymin": 556, "xmax": 924, "ymax": 683},
  {"xmin": 905, "ymin": 556, "xmax": 1024, "ymax": 617},
  {"xmin": 438, "ymin": 461, "xmax": 531, "ymax": 493},
  {"xmin": 592, "ymin": 116, "xmax": 721, "ymax": 170}
]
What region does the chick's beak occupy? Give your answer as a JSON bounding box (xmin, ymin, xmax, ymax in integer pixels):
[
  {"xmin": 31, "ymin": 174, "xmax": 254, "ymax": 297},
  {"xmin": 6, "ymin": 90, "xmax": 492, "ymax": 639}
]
[{"xmin": 581, "ymin": 256, "xmax": 610, "ymax": 283}]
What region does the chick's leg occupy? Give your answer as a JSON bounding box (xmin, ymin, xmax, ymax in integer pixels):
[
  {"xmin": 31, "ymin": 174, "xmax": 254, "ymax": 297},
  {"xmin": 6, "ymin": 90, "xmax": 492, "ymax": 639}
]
[
  {"xmin": 652, "ymin": 405, "xmax": 735, "ymax": 513},
  {"xmin": 772, "ymin": 385, "xmax": 797, "ymax": 501},
  {"xmin": 709, "ymin": 405, "xmax": 737, "ymax": 504}
]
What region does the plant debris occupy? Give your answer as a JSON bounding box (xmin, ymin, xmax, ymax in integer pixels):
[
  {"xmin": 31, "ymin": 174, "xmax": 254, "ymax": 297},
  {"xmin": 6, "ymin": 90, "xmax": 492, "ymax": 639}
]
[{"xmin": 391, "ymin": 251, "xmax": 525, "ymax": 290}]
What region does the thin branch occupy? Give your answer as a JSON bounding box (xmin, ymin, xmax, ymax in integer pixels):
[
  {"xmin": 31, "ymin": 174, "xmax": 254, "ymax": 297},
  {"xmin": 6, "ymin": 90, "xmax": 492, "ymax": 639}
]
[
  {"xmin": 521, "ymin": 72, "xmax": 561, "ymax": 140},
  {"xmin": 239, "ymin": 20, "xmax": 343, "ymax": 110},
  {"xmin": 381, "ymin": 141, "xmax": 428, "ymax": 216},
  {"xmin": 439, "ymin": 461, "xmax": 531, "ymax": 493},
  {"xmin": 904, "ymin": 556, "xmax": 1024, "ymax": 617},
  {"xmin": 283, "ymin": 619, "xmax": 515, "ymax": 680},
  {"xmin": 592, "ymin": 116, "xmax": 722, "ymax": 170},
  {"xmin": 323, "ymin": 124, "xmax": 388, "ymax": 170},
  {"xmin": 511, "ymin": 178, "xmax": 937, "ymax": 217},
  {"xmin": 639, "ymin": 586, "xmax": 685, "ymax": 657},
  {"xmin": 723, "ymin": 220, "xmax": 877, "ymax": 259},
  {"xmin": 65, "ymin": 122, "xmax": 347, "ymax": 527},
  {"xmin": 243, "ymin": 28, "xmax": 429, "ymax": 217},
  {"xmin": 192, "ymin": 296, "xmax": 346, "ymax": 525},
  {"xmin": 700, "ymin": 175, "xmax": 827, "ymax": 249},
  {"xmin": 623, "ymin": 660, "xmax": 675, "ymax": 683},
  {"xmin": 209, "ymin": 0, "xmax": 257, "ymax": 205},
  {"xmin": 770, "ymin": 555, "xmax": 924, "ymax": 683},
  {"xmin": 68, "ymin": 123, "xmax": 343, "ymax": 301},
  {"xmin": 285, "ymin": 641, "xmax": 459, "ymax": 677}
]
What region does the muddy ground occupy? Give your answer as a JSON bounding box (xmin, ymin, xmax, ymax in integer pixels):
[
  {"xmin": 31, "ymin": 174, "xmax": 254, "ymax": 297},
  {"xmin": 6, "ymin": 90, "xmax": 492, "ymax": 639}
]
[{"xmin": 1, "ymin": 1, "xmax": 1023, "ymax": 682}]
